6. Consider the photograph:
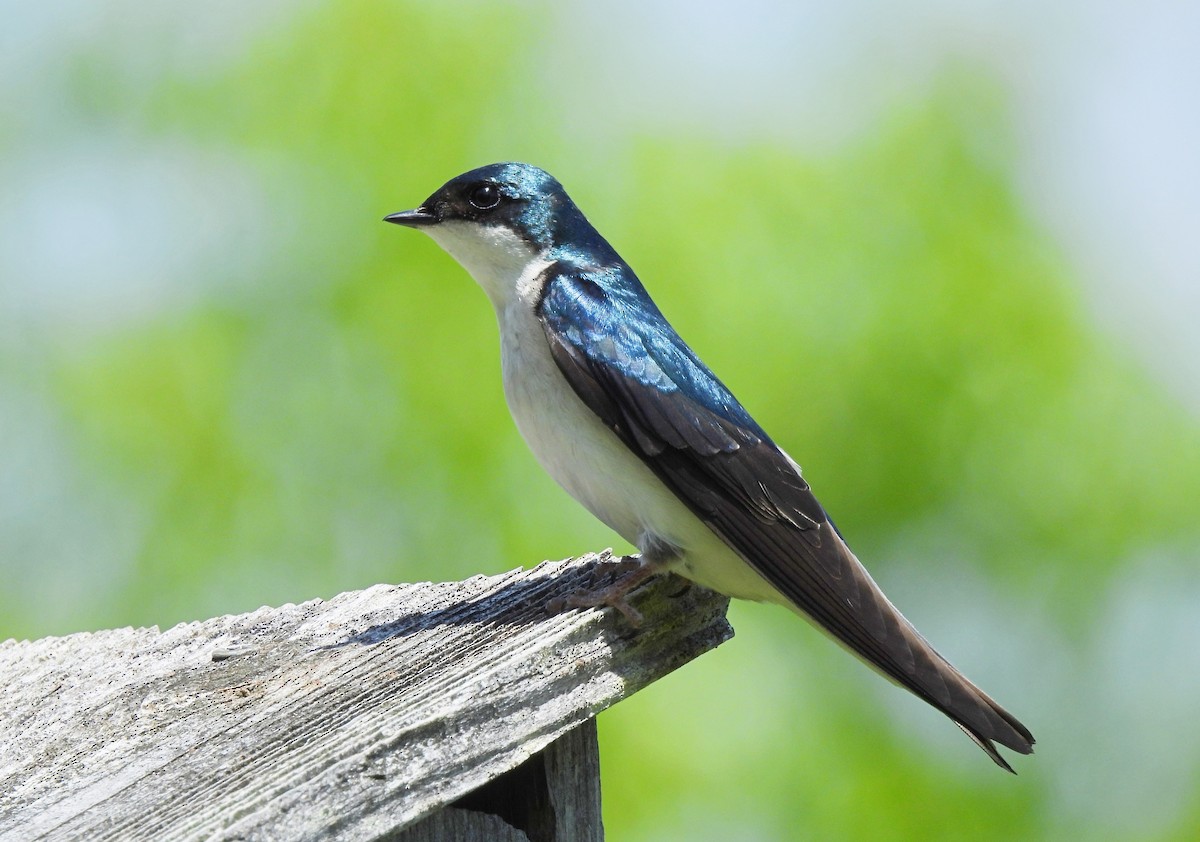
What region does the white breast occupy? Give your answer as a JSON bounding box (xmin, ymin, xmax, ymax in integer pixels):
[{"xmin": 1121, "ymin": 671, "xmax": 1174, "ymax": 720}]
[
  {"xmin": 492, "ymin": 270, "xmax": 784, "ymax": 605},
  {"xmin": 496, "ymin": 286, "xmax": 687, "ymax": 547}
]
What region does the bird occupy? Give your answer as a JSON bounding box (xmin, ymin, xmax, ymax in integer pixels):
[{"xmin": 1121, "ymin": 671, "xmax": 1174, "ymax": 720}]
[{"xmin": 384, "ymin": 162, "xmax": 1035, "ymax": 772}]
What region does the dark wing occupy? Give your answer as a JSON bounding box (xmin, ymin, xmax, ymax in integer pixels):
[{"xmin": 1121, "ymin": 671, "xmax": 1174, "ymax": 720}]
[{"xmin": 537, "ymin": 267, "xmax": 1034, "ymax": 770}]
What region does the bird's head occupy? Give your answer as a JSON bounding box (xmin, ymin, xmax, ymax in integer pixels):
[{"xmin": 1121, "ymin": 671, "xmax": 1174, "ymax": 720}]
[{"xmin": 386, "ymin": 163, "xmax": 610, "ymax": 306}]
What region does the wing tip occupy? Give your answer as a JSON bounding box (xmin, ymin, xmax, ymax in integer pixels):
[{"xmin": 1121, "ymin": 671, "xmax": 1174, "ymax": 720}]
[{"xmin": 956, "ymin": 716, "xmax": 1035, "ymax": 774}]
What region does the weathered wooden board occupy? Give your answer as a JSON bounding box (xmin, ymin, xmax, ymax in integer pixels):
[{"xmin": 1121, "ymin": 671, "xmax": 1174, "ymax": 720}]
[
  {"xmin": 0, "ymin": 552, "xmax": 732, "ymax": 841},
  {"xmin": 392, "ymin": 718, "xmax": 602, "ymax": 842}
]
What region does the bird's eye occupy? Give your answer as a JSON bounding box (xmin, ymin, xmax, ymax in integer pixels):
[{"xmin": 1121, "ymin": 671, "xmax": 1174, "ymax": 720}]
[{"xmin": 468, "ymin": 183, "xmax": 502, "ymax": 210}]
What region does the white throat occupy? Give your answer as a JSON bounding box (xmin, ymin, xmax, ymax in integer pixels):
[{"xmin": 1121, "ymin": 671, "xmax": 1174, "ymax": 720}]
[{"xmin": 423, "ymin": 220, "xmax": 551, "ymax": 313}]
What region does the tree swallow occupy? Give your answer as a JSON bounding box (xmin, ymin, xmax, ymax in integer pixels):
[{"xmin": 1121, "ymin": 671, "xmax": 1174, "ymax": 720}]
[{"xmin": 385, "ymin": 162, "xmax": 1035, "ymax": 771}]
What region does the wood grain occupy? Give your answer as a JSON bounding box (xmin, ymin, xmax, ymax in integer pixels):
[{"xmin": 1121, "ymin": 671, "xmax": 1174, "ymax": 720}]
[{"xmin": 0, "ymin": 552, "xmax": 731, "ymax": 841}]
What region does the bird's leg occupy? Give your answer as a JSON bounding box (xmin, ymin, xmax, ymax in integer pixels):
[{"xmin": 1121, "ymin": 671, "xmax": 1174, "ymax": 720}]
[
  {"xmin": 547, "ymin": 536, "xmax": 680, "ymax": 627},
  {"xmin": 548, "ymin": 557, "xmax": 665, "ymax": 626}
]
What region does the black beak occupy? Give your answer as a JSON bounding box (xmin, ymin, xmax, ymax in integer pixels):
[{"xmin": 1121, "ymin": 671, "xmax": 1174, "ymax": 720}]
[{"xmin": 383, "ymin": 207, "xmax": 439, "ymax": 228}]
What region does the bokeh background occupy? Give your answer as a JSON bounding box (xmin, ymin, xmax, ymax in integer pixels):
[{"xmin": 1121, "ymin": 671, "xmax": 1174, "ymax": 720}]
[{"xmin": 3, "ymin": 1, "xmax": 1198, "ymax": 839}]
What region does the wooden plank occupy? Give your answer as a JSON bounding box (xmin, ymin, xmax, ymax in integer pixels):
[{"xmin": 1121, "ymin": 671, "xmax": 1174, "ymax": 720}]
[
  {"xmin": 0, "ymin": 552, "xmax": 731, "ymax": 841},
  {"xmin": 384, "ymin": 808, "xmax": 530, "ymax": 842},
  {"xmin": 394, "ymin": 720, "xmax": 602, "ymax": 842}
]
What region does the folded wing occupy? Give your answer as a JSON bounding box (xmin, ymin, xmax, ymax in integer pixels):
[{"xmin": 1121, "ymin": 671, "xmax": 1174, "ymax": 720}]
[{"xmin": 537, "ymin": 266, "xmax": 1034, "ymax": 770}]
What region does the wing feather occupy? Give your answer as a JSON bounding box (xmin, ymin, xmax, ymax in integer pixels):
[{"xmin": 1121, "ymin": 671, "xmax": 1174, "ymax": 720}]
[{"xmin": 537, "ymin": 267, "xmax": 1034, "ymax": 767}]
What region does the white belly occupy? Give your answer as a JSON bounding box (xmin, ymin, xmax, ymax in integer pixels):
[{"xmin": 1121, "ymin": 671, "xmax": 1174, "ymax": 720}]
[{"xmin": 495, "ymin": 297, "xmax": 785, "ymax": 605}]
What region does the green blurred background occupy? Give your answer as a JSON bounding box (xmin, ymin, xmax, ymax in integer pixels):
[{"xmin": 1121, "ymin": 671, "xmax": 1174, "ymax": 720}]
[{"xmin": 3, "ymin": 1, "xmax": 1198, "ymax": 839}]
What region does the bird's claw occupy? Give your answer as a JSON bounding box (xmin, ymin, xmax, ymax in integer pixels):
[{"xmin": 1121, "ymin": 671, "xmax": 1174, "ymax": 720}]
[
  {"xmin": 547, "ymin": 588, "xmax": 645, "ymax": 627},
  {"xmin": 546, "ymin": 555, "xmax": 664, "ymax": 627}
]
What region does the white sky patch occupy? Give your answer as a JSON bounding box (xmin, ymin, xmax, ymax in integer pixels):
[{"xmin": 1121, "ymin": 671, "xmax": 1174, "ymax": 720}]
[{"xmin": 0, "ymin": 141, "xmax": 276, "ymax": 340}]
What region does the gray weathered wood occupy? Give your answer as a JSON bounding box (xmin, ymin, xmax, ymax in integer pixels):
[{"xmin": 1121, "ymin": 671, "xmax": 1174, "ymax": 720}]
[
  {"xmin": 386, "ymin": 808, "xmax": 529, "ymax": 842},
  {"xmin": 391, "ymin": 719, "xmax": 602, "ymax": 842},
  {"xmin": 0, "ymin": 552, "xmax": 731, "ymax": 841}
]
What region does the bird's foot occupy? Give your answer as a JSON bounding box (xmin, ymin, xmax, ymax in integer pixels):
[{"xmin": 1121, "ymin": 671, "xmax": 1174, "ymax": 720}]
[{"xmin": 547, "ymin": 555, "xmax": 666, "ymax": 627}]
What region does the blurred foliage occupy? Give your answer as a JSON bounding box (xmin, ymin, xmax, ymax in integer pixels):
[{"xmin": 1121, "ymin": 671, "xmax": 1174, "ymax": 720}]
[{"xmin": 3, "ymin": 1, "xmax": 1199, "ymax": 840}]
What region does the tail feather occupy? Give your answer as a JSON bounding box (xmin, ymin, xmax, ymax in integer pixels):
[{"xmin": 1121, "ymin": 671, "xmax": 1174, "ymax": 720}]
[
  {"xmin": 834, "ymin": 533, "xmax": 1037, "ymax": 768},
  {"xmin": 777, "ymin": 526, "xmax": 1036, "ymax": 769}
]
